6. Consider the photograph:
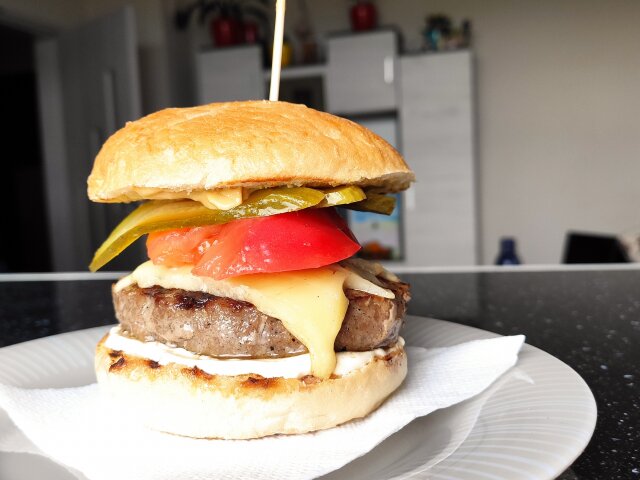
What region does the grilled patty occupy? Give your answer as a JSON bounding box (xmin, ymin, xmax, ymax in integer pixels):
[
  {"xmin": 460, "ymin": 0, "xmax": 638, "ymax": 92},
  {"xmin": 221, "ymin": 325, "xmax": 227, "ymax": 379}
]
[{"xmin": 113, "ymin": 278, "xmax": 410, "ymax": 358}]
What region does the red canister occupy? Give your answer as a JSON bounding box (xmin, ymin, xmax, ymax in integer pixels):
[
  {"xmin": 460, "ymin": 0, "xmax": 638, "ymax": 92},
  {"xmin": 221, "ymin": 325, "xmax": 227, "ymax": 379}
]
[{"xmin": 350, "ymin": 2, "xmax": 377, "ymax": 31}]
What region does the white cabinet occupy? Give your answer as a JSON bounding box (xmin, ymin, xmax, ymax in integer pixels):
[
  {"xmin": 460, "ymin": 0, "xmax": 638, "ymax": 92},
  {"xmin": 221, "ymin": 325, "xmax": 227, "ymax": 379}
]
[
  {"xmin": 400, "ymin": 51, "xmax": 477, "ymax": 266},
  {"xmin": 195, "ymin": 45, "xmax": 264, "ymax": 104},
  {"xmin": 326, "ymin": 31, "xmax": 397, "ymax": 115}
]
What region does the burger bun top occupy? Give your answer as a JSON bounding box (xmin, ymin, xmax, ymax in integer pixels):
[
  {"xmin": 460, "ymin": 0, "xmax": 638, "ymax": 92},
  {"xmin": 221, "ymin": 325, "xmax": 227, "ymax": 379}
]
[{"xmin": 87, "ymin": 100, "xmax": 414, "ymax": 203}]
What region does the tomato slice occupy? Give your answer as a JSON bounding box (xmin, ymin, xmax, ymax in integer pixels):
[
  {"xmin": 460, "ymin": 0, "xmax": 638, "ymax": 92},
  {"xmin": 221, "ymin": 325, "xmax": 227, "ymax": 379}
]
[
  {"xmin": 147, "ymin": 225, "xmax": 222, "ymax": 267},
  {"xmin": 147, "ymin": 209, "xmax": 361, "ymax": 279}
]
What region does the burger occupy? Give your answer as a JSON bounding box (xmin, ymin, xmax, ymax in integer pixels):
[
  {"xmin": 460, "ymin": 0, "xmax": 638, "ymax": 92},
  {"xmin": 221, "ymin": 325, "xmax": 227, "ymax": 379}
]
[{"xmin": 88, "ymin": 100, "xmax": 415, "ymax": 439}]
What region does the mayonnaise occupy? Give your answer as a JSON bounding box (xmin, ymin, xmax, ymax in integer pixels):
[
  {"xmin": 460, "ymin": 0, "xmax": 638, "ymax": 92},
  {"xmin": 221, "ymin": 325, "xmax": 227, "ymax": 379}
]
[{"xmin": 105, "ymin": 326, "xmax": 404, "ymax": 379}]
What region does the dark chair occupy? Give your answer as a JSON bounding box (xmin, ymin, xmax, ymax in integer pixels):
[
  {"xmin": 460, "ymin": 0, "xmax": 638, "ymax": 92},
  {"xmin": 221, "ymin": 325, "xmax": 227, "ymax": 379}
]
[{"xmin": 562, "ymin": 232, "xmax": 629, "ymax": 264}]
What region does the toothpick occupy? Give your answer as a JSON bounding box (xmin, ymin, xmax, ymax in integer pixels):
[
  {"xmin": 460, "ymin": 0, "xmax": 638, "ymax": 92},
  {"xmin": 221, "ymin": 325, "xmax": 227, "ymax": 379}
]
[{"xmin": 269, "ymin": 0, "xmax": 286, "ymax": 101}]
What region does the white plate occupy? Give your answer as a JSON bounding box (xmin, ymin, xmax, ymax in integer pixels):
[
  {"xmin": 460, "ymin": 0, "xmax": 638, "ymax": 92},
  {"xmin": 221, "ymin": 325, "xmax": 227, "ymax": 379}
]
[{"xmin": 0, "ymin": 316, "xmax": 596, "ymax": 480}]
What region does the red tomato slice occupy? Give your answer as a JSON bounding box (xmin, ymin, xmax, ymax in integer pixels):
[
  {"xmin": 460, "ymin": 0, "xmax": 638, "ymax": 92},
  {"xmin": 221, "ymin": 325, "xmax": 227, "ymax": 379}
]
[
  {"xmin": 147, "ymin": 208, "xmax": 361, "ymax": 279},
  {"xmin": 192, "ymin": 209, "xmax": 360, "ymax": 279},
  {"xmin": 147, "ymin": 225, "xmax": 222, "ymax": 267}
]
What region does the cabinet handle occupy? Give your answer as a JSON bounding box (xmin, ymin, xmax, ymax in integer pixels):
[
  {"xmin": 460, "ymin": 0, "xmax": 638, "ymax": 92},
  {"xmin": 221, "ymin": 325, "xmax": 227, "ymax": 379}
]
[
  {"xmin": 405, "ymin": 187, "xmax": 416, "ymax": 211},
  {"xmin": 383, "ymin": 56, "xmax": 394, "ymax": 84}
]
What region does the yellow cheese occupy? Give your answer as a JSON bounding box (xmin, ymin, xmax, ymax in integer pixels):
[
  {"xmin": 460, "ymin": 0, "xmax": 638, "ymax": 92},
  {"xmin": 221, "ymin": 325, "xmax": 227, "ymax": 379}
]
[
  {"xmin": 189, "ymin": 189, "xmax": 244, "ymax": 210},
  {"xmin": 122, "ymin": 187, "xmax": 245, "ymax": 210},
  {"xmin": 228, "ymin": 268, "xmax": 349, "ymax": 379}
]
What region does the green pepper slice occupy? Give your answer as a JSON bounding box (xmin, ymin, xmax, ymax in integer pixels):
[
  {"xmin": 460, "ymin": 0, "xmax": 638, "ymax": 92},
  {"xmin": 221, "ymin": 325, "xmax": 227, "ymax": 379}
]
[{"xmin": 345, "ymin": 193, "xmax": 396, "ymax": 215}]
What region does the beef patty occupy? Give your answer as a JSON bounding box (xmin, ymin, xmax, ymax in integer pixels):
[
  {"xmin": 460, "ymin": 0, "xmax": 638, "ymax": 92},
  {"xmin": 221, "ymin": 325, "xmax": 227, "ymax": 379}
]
[{"xmin": 113, "ymin": 278, "xmax": 410, "ymax": 358}]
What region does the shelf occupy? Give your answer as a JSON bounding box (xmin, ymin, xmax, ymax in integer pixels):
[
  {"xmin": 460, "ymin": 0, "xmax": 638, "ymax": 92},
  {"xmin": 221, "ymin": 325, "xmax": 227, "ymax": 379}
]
[{"xmin": 263, "ymin": 64, "xmax": 326, "ymax": 81}]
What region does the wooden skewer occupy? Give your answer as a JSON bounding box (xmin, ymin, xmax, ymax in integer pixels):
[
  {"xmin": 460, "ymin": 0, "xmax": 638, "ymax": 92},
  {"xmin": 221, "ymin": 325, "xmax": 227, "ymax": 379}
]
[{"xmin": 269, "ymin": 0, "xmax": 286, "ymax": 101}]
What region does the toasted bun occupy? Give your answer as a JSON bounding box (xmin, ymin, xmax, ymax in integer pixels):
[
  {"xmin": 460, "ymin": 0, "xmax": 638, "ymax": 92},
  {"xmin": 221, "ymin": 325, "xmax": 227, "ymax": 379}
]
[
  {"xmin": 95, "ymin": 334, "xmax": 407, "ymax": 439},
  {"xmin": 87, "ymin": 101, "xmax": 414, "ymax": 203}
]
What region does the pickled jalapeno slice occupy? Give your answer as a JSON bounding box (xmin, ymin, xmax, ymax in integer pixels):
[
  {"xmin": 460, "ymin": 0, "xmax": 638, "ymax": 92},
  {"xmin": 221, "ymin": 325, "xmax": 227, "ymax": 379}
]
[
  {"xmin": 345, "ymin": 193, "xmax": 396, "ymax": 215},
  {"xmin": 315, "ymin": 186, "xmax": 366, "ymax": 207}
]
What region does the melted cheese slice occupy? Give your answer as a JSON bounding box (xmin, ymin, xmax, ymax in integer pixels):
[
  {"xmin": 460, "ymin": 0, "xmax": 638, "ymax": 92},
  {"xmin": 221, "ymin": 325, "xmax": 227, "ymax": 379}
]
[
  {"xmin": 116, "ymin": 262, "xmax": 392, "ymax": 378},
  {"xmin": 227, "ymin": 269, "xmax": 348, "ymax": 378},
  {"xmin": 189, "ymin": 189, "xmax": 244, "ymax": 210},
  {"xmin": 124, "ymin": 187, "xmax": 245, "ymax": 210}
]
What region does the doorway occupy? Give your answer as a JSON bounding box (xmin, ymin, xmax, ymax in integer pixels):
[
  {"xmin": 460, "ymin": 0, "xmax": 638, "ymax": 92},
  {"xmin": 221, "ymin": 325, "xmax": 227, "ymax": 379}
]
[{"xmin": 0, "ymin": 24, "xmax": 51, "ymax": 272}]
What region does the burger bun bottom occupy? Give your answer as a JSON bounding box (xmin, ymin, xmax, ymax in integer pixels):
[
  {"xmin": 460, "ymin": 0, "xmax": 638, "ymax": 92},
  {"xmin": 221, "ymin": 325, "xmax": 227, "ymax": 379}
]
[{"xmin": 95, "ymin": 335, "xmax": 407, "ymax": 439}]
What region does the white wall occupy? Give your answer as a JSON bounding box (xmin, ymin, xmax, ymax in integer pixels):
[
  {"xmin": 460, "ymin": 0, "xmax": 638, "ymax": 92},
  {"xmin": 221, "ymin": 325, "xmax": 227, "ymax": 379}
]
[
  {"xmin": 283, "ymin": 0, "xmax": 640, "ymax": 264},
  {"xmin": 463, "ymin": 0, "xmax": 640, "ymax": 264}
]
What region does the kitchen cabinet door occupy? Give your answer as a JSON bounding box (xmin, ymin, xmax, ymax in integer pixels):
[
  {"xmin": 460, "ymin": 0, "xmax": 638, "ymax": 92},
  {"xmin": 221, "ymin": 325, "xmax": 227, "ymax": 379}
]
[
  {"xmin": 195, "ymin": 45, "xmax": 264, "ymax": 104},
  {"xmin": 400, "ymin": 51, "xmax": 477, "ymax": 266},
  {"xmin": 326, "ymin": 31, "xmax": 397, "ymax": 115}
]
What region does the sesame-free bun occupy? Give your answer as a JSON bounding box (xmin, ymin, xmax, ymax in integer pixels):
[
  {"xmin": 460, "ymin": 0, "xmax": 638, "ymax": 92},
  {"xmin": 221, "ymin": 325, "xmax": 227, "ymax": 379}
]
[
  {"xmin": 95, "ymin": 334, "xmax": 407, "ymax": 439},
  {"xmin": 87, "ymin": 101, "xmax": 414, "ymax": 203}
]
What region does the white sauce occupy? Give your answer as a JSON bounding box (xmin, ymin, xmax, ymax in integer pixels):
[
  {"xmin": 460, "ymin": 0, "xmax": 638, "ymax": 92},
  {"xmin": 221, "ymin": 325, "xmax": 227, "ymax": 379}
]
[{"xmin": 105, "ymin": 326, "xmax": 404, "ymax": 379}]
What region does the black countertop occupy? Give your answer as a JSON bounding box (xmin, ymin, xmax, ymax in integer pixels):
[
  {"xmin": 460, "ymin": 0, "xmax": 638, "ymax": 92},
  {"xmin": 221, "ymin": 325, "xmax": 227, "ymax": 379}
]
[{"xmin": 0, "ymin": 266, "xmax": 639, "ymax": 479}]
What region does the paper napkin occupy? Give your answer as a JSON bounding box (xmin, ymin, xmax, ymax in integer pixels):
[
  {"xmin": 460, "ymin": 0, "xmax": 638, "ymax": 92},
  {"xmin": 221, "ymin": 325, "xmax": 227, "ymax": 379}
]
[{"xmin": 0, "ymin": 335, "xmax": 524, "ymax": 480}]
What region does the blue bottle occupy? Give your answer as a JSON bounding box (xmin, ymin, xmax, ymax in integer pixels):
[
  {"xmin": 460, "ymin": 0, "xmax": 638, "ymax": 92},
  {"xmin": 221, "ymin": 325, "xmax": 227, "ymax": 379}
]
[{"xmin": 495, "ymin": 237, "xmax": 521, "ymax": 265}]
